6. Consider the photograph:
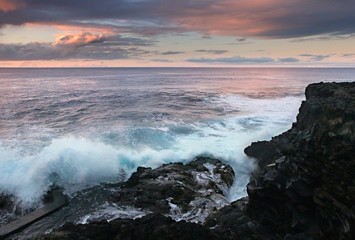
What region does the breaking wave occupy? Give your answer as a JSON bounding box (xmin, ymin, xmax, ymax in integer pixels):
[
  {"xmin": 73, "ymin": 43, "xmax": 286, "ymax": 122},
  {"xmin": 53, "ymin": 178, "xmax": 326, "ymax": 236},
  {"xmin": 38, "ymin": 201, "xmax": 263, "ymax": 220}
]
[{"xmin": 0, "ymin": 95, "xmax": 303, "ymax": 208}]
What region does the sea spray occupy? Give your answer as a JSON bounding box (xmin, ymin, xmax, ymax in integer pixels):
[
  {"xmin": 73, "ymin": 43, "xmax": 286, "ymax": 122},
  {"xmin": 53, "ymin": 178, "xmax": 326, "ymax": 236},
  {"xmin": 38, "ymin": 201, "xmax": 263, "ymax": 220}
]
[{"xmin": 0, "ymin": 96, "xmax": 302, "ymax": 209}]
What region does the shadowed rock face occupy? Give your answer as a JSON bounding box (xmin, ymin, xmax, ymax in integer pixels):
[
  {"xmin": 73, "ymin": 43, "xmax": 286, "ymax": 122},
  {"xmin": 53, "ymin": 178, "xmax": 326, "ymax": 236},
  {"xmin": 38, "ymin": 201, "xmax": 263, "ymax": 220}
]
[{"xmin": 245, "ymin": 82, "xmax": 355, "ymax": 239}]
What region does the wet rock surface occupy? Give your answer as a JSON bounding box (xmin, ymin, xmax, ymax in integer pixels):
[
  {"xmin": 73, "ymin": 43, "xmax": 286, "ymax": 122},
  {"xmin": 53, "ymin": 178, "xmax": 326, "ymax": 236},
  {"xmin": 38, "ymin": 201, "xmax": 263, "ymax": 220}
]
[
  {"xmin": 35, "ymin": 157, "xmax": 234, "ymax": 240},
  {"xmin": 112, "ymin": 157, "xmax": 234, "ymax": 222},
  {"xmin": 35, "ymin": 82, "xmax": 354, "ymax": 240}
]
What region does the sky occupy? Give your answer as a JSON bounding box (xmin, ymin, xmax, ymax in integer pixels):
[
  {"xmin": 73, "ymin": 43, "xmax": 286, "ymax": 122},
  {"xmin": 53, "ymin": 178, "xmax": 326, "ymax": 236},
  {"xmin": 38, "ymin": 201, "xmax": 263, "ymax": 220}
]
[{"xmin": 0, "ymin": 0, "xmax": 355, "ymax": 67}]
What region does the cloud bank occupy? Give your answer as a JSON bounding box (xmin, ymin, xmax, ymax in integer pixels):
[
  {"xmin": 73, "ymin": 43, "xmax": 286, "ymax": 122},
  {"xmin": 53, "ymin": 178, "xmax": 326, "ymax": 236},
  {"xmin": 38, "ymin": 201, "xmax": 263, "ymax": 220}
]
[
  {"xmin": 0, "ymin": 32, "xmax": 154, "ymax": 60},
  {"xmin": 1, "ymin": 0, "xmax": 354, "ymax": 62},
  {"xmin": 1, "ymin": 0, "xmax": 355, "ymax": 38}
]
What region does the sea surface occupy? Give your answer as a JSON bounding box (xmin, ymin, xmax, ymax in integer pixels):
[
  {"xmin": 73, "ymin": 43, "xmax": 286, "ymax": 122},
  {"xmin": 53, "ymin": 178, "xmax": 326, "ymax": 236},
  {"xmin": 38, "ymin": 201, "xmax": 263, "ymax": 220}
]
[{"xmin": 0, "ymin": 67, "xmax": 354, "ymax": 236}]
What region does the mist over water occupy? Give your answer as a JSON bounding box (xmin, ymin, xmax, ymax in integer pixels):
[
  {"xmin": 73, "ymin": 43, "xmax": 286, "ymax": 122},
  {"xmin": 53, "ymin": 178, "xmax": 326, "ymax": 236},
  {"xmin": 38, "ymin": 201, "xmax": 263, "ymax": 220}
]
[{"xmin": 0, "ymin": 67, "xmax": 354, "ymax": 209}]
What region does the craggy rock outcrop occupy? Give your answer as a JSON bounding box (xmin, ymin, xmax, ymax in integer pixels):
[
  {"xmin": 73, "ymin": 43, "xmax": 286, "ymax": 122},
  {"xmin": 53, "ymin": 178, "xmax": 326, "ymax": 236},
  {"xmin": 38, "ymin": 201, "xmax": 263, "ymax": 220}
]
[
  {"xmin": 35, "ymin": 157, "xmax": 233, "ymax": 240},
  {"xmin": 245, "ymin": 82, "xmax": 355, "ymax": 239},
  {"xmin": 112, "ymin": 157, "xmax": 234, "ymax": 222}
]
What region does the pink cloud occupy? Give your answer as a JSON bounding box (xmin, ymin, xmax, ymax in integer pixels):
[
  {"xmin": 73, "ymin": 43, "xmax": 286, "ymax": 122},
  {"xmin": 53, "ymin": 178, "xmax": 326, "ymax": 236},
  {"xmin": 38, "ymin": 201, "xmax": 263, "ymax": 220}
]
[
  {"xmin": 55, "ymin": 32, "xmax": 106, "ymax": 46},
  {"xmin": 0, "ymin": 0, "xmax": 25, "ymax": 12},
  {"xmin": 169, "ymin": 0, "xmax": 355, "ymax": 38}
]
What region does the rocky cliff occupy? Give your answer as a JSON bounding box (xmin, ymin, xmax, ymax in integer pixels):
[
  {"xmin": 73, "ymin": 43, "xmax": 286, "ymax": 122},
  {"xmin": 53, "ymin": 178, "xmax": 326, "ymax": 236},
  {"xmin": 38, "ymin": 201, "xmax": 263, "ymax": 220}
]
[{"xmin": 244, "ymin": 82, "xmax": 355, "ymax": 239}]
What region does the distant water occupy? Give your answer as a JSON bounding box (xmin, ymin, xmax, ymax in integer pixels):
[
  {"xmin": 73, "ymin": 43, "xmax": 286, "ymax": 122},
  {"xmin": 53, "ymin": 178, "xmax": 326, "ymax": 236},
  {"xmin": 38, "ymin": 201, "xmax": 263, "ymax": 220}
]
[{"xmin": 0, "ymin": 68, "xmax": 354, "ymax": 214}]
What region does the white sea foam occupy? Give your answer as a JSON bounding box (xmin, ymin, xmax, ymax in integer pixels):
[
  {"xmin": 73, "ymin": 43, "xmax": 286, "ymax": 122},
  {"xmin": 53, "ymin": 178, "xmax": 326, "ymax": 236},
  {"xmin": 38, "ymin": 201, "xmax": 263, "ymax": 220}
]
[
  {"xmin": 76, "ymin": 202, "xmax": 149, "ymax": 224},
  {"xmin": 0, "ymin": 95, "xmax": 304, "ymax": 209}
]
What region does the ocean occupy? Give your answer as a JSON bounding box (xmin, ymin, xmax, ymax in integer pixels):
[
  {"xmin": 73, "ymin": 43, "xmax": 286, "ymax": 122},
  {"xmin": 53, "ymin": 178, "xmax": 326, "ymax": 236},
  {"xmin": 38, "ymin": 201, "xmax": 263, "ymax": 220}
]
[{"xmin": 0, "ymin": 68, "xmax": 354, "ymax": 234}]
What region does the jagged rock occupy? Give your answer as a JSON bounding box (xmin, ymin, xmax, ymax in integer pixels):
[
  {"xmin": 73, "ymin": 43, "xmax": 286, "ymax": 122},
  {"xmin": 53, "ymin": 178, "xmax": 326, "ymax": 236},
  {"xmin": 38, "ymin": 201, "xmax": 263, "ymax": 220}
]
[
  {"xmin": 35, "ymin": 157, "xmax": 234, "ymax": 239},
  {"xmin": 112, "ymin": 156, "xmax": 234, "ymax": 222},
  {"xmin": 245, "ymin": 82, "xmax": 355, "ymax": 240}
]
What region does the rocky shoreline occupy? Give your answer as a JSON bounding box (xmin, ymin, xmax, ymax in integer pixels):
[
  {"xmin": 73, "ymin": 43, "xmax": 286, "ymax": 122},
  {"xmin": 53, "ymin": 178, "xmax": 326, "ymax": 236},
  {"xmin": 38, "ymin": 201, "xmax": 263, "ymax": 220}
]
[{"xmin": 2, "ymin": 82, "xmax": 354, "ymax": 239}]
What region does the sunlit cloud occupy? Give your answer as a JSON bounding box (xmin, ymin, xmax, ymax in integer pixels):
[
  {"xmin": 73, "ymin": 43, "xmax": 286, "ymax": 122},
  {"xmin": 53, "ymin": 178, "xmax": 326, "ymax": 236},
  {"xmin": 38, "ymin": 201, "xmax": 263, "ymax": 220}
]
[
  {"xmin": 0, "ymin": 31, "xmax": 155, "ymax": 61},
  {"xmin": 56, "ymin": 32, "xmax": 106, "ymax": 46}
]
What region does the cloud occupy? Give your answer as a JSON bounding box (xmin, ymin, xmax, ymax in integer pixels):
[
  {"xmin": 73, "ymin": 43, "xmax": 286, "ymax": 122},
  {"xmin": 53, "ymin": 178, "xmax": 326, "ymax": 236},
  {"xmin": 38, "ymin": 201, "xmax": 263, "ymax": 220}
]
[
  {"xmin": 0, "ymin": 0, "xmax": 25, "ymax": 12},
  {"xmin": 161, "ymin": 51, "xmax": 185, "ymax": 55},
  {"xmin": 172, "ymin": 0, "xmax": 355, "ymax": 38},
  {"xmin": 1, "ymin": 0, "xmax": 355, "ymax": 39},
  {"xmin": 300, "ymin": 54, "xmax": 330, "ymax": 61},
  {"xmin": 278, "ymin": 57, "xmax": 300, "ymax": 63},
  {"xmin": 0, "ymin": 32, "xmax": 155, "ymax": 60},
  {"xmin": 202, "ymin": 35, "xmax": 212, "ymax": 39},
  {"xmin": 186, "ymin": 55, "xmax": 274, "ymax": 64},
  {"xmin": 0, "ymin": 42, "xmax": 128, "ymax": 61},
  {"xmin": 289, "ymin": 33, "xmax": 355, "ymax": 42},
  {"xmin": 195, "ymin": 49, "xmax": 228, "ymax": 55},
  {"xmin": 152, "ymin": 59, "xmax": 173, "ymax": 62},
  {"xmin": 343, "ymin": 53, "xmax": 355, "ymax": 57},
  {"xmin": 56, "ymin": 32, "xmax": 106, "ymax": 46}
]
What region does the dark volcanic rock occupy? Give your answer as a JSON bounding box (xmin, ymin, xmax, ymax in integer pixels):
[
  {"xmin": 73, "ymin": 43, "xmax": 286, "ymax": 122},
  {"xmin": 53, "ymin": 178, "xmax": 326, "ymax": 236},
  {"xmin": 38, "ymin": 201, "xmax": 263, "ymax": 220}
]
[
  {"xmin": 245, "ymin": 82, "xmax": 355, "ymax": 240},
  {"xmin": 113, "ymin": 157, "xmax": 234, "ymax": 222},
  {"xmin": 205, "ymin": 197, "xmax": 260, "ymax": 240},
  {"xmin": 35, "ymin": 157, "xmax": 233, "ymax": 239},
  {"xmin": 34, "ymin": 213, "xmax": 224, "ymax": 240},
  {"xmin": 0, "ymin": 193, "xmax": 17, "ymax": 226},
  {"xmin": 0, "ymin": 193, "xmax": 34, "ymax": 226}
]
